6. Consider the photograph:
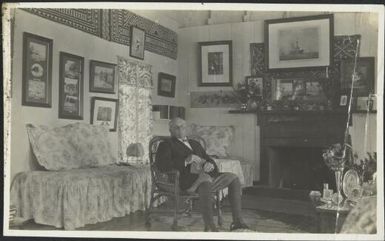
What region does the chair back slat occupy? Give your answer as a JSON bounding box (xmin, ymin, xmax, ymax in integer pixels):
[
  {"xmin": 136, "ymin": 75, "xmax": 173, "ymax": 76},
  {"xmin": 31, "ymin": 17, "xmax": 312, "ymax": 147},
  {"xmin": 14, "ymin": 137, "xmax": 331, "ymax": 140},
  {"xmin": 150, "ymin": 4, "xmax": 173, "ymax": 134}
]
[{"xmin": 149, "ymin": 136, "xmax": 170, "ymax": 184}]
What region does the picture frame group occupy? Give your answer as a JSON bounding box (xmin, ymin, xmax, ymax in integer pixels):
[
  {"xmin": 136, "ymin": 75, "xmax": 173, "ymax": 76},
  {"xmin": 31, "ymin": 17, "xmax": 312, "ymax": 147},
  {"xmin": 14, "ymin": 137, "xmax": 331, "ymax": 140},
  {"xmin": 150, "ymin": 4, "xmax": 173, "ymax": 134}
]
[
  {"xmin": 22, "ymin": 32, "xmax": 53, "ymax": 107},
  {"xmin": 199, "ymin": 40, "xmax": 233, "ymax": 86},
  {"xmin": 265, "ymin": 14, "xmax": 333, "ymax": 71}
]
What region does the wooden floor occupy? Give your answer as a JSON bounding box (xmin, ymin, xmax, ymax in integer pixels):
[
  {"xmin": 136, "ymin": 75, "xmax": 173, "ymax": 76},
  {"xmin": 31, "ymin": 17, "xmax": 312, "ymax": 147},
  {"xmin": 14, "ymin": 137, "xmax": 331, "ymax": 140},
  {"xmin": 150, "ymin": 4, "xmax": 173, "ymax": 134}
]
[{"xmin": 14, "ymin": 193, "xmax": 319, "ymax": 233}]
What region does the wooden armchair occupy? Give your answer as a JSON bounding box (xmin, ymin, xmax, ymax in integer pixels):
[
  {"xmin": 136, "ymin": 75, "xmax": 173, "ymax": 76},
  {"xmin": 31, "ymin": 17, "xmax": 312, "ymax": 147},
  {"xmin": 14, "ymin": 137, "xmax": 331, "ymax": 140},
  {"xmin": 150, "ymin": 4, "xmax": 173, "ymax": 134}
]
[{"xmin": 145, "ymin": 136, "xmax": 222, "ymax": 231}]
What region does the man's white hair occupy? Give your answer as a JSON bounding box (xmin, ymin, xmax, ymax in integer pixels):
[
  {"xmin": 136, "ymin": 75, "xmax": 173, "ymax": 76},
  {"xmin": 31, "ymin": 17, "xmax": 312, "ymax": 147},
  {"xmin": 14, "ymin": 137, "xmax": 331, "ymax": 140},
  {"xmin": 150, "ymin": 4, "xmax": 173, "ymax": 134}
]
[{"xmin": 169, "ymin": 117, "xmax": 185, "ymax": 129}]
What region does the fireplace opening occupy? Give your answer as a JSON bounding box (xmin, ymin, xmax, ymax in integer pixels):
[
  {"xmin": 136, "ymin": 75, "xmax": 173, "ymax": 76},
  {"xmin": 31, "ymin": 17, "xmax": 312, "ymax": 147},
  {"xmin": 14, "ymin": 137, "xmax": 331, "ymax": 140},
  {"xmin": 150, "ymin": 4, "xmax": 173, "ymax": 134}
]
[{"xmin": 268, "ymin": 147, "xmax": 336, "ymax": 191}]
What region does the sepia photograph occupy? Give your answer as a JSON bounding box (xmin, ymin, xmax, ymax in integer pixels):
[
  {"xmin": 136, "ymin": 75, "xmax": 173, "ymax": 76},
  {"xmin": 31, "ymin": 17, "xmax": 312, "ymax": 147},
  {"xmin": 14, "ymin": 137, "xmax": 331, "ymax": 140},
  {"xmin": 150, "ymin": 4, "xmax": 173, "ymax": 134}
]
[{"xmin": 2, "ymin": 2, "xmax": 384, "ymax": 241}]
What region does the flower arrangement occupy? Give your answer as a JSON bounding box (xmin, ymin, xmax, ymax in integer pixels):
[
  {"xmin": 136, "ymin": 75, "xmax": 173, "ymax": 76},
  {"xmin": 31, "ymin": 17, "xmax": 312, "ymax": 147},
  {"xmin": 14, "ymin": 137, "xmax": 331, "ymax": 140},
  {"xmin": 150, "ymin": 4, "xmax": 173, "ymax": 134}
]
[
  {"xmin": 233, "ymin": 80, "xmax": 263, "ymax": 110},
  {"xmin": 322, "ymin": 143, "xmax": 348, "ymax": 171}
]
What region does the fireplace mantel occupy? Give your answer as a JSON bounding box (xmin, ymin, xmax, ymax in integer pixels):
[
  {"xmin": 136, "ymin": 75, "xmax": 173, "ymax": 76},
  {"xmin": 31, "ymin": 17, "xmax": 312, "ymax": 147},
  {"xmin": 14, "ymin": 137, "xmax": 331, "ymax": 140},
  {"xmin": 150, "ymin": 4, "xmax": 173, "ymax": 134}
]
[{"xmin": 256, "ymin": 110, "xmax": 349, "ymax": 186}]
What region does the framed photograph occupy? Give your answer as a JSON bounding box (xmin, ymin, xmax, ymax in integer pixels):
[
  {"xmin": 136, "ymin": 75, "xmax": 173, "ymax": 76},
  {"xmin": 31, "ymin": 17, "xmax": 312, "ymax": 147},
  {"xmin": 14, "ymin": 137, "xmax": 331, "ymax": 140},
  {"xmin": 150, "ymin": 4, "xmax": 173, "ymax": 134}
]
[
  {"xmin": 129, "ymin": 26, "xmax": 145, "ymax": 60},
  {"xmin": 245, "ymin": 76, "xmax": 263, "ymax": 97},
  {"xmin": 199, "ymin": 41, "xmax": 232, "ymax": 86},
  {"xmin": 265, "ymin": 14, "xmax": 333, "ymax": 71},
  {"xmin": 91, "ymin": 97, "xmax": 119, "ymax": 131},
  {"xmin": 22, "ymin": 32, "xmax": 53, "ymax": 107},
  {"xmin": 152, "ymin": 105, "xmax": 169, "ymax": 120},
  {"xmin": 340, "ymin": 57, "xmax": 375, "ymax": 97},
  {"xmin": 158, "ymin": 72, "xmax": 176, "ymax": 97},
  {"xmin": 339, "ymin": 95, "xmax": 348, "ymax": 106},
  {"xmin": 89, "ymin": 60, "xmax": 116, "ymax": 93},
  {"xmin": 59, "ymin": 52, "xmax": 84, "ymax": 119}
]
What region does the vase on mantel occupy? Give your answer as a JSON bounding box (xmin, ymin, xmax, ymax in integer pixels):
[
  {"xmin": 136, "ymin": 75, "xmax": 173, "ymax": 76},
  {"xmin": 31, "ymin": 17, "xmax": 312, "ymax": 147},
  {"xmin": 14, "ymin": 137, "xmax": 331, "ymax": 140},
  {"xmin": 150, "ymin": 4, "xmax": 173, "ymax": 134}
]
[{"xmin": 247, "ymin": 98, "xmax": 259, "ymax": 111}]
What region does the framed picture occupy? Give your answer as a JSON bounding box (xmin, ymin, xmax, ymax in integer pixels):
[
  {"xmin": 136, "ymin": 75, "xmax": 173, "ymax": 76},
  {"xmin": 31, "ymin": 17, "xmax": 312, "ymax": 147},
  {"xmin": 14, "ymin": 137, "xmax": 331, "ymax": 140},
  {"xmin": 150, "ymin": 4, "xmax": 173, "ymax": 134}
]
[
  {"xmin": 340, "ymin": 57, "xmax": 375, "ymax": 97},
  {"xmin": 272, "ymin": 78, "xmax": 327, "ymax": 102},
  {"xmin": 129, "ymin": 26, "xmax": 145, "ymax": 60},
  {"xmin": 199, "ymin": 41, "xmax": 232, "ymax": 86},
  {"xmin": 89, "ymin": 60, "xmax": 116, "ymax": 93},
  {"xmin": 245, "ymin": 76, "xmax": 263, "ymax": 97},
  {"xmin": 91, "ymin": 97, "xmax": 119, "ymax": 131},
  {"xmin": 339, "ymin": 95, "xmax": 348, "ymax": 106},
  {"xmin": 158, "ymin": 72, "xmax": 176, "ymax": 97},
  {"xmin": 265, "ymin": 14, "xmax": 333, "ymax": 71},
  {"xmin": 152, "ymin": 105, "xmax": 169, "ymax": 120},
  {"xmin": 22, "ymin": 32, "xmax": 53, "ymax": 107},
  {"xmin": 59, "ymin": 52, "xmax": 84, "ymax": 119}
]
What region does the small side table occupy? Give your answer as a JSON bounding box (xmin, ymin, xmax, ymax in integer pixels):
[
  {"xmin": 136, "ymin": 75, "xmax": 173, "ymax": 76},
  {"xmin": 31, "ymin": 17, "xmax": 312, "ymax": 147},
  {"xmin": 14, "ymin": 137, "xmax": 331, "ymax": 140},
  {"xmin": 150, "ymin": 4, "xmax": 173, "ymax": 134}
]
[{"xmin": 315, "ymin": 204, "xmax": 352, "ymax": 233}]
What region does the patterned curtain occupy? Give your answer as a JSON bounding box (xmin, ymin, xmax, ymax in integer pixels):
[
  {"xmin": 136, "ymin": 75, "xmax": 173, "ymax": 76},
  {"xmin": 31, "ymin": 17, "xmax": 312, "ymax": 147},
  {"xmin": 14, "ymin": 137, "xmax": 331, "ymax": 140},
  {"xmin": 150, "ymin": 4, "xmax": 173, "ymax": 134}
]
[{"xmin": 117, "ymin": 56, "xmax": 153, "ymax": 164}]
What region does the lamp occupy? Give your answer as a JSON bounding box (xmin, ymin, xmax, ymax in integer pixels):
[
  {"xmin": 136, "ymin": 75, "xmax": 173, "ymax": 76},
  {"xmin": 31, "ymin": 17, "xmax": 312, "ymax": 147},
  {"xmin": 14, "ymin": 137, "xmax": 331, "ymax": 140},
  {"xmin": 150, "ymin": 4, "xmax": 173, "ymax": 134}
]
[{"xmin": 126, "ymin": 142, "xmax": 144, "ymax": 162}]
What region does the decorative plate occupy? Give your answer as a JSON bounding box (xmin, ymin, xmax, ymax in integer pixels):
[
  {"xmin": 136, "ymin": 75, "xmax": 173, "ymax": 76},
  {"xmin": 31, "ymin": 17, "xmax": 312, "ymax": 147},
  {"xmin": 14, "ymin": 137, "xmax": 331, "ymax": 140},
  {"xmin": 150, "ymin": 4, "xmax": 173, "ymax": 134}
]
[{"xmin": 343, "ymin": 169, "xmax": 361, "ymax": 201}]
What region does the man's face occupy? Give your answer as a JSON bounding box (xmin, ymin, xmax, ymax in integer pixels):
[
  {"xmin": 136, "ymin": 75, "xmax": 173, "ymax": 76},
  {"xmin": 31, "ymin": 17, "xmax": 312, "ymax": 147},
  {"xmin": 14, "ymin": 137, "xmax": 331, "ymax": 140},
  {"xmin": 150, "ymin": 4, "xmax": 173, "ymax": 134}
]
[{"xmin": 170, "ymin": 119, "xmax": 187, "ymax": 139}]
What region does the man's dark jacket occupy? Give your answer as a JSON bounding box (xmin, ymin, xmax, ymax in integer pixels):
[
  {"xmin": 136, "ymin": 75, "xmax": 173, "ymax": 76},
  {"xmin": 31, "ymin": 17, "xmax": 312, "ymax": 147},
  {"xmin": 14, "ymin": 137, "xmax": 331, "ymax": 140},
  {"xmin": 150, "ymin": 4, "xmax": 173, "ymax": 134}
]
[{"xmin": 155, "ymin": 137, "xmax": 219, "ymax": 190}]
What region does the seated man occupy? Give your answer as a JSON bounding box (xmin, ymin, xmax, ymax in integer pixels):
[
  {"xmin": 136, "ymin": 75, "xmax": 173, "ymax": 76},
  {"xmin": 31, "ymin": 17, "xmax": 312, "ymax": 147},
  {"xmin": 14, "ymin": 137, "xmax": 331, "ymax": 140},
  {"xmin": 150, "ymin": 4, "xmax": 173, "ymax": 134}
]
[{"xmin": 155, "ymin": 117, "xmax": 250, "ymax": 232}]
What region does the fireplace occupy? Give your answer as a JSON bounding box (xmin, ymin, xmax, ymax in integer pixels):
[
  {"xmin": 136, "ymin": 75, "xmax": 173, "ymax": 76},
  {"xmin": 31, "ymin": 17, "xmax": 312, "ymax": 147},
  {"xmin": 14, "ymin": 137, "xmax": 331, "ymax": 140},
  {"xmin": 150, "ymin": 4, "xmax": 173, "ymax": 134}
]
[
  {"xmin": 257, "ymin": 110, "xmax": 348, "ymax": 190},
  {"xmin": 268, "ymin": 146, "xmax": 335, "ymax": 190}
]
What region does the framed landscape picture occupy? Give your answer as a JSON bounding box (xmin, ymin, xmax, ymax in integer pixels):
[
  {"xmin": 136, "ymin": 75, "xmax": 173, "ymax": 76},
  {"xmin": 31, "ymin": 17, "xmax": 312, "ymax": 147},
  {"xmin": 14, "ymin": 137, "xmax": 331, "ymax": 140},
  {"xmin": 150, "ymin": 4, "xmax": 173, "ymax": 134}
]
[
  {"xmin": 91, "ymin": 97, "xmax": 119, "ymax": 131},
  {"xmin": 89, "ymin": 60, "xmax": 116, "ymax": 93},
  {"xmin": 340, "ymin": 57, "xmax": 375, "ymax": 97},
  {"xmin": 58, "ymin": 52, "xmax": 84, "ymax": 119},
  {"xmin": 158, "ymin": 72, "xmax": 176, "ymax": 97},
  {"xmin": 265, "ymin": 14, "xmax": 333, "ymax": 71},
  {"xmin": 199, "ymin": 41, "xmax": 232, "ymax": 86},
  {"xmin": 129, "ymin": 26, "xmax": 145, "ymax": 60},
  {"xmin": 22, "ymin": 32, "xmax": 53, "ymax": 107}
]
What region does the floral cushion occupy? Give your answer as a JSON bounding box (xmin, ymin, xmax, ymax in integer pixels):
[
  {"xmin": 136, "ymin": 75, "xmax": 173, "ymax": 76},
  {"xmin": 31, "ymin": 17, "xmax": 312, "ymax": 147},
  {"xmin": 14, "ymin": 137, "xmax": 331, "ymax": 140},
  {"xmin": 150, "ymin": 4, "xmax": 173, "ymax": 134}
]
[
  {"xmin": 188, "ymin": 124, "xmax": 234, "ymax": 158},
  {"xmin": 26, "ymin": 123, "xmax": 116, "ymax": 171}
]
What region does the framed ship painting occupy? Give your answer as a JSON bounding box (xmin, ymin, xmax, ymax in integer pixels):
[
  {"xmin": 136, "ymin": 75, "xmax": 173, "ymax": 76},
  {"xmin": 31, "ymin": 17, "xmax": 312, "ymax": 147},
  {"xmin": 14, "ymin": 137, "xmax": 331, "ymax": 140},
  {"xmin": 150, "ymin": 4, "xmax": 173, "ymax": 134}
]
[{"xmin": 265, "ymin": 14, "xmax": 333, "ymax": 71}]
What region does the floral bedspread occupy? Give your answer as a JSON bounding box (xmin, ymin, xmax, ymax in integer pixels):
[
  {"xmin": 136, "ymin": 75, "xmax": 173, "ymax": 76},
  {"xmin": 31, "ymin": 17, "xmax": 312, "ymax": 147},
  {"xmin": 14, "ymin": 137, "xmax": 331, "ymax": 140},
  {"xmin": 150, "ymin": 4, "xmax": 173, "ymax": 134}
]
[{"xmin": 10, "ymin": 165, "xmax": 153, "ymax": 230}]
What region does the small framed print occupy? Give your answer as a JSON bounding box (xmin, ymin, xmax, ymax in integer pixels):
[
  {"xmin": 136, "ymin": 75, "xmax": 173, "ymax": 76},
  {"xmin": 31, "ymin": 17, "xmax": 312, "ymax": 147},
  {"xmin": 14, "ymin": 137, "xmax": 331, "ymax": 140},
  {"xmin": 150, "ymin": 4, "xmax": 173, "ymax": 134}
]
[
  {"xmin": 91, "ymin": 97, "xmax": 119, "ymax": 131},
  {"xmin": 22, "ymin": 32, "xmax": 53, "ymax": 107},
  {"xmin": 245, "ymin": 76, "xmax": 263, "ymax": 97},
  {"xmin": 89, "ymin": 60, "xmax": 116, "ymax": 94},
  {"xmin": 158, "ymin": 72, "xmax": 176, "ymax": 98},
  {"xmin": 339, "ymin": 95, "xmax": 348, "ymax": 106},
  {"xmin": 199, "ymin": 41, "xmax": 233, "ymax": 86},
  {"xmin": 340, "ymin": 57, "xmax": 375, "ymax": 97},
  {"xmin": 59, "ymin": 52, "xmax": 84, "ymax": 119},
  {"xmin": 129, "ymin": 26, "xmax": 146, "ymax": 60}
]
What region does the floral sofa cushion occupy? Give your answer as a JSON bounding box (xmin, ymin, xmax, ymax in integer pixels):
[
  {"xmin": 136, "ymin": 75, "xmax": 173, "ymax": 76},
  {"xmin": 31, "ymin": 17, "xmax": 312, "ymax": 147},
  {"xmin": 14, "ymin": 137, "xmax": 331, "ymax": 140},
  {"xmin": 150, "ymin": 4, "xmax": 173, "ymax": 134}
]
[
  {"xmin": 188, "ymin": 124, "xmax": 234, "ymax": 158},
  {"xmin": 26, "ymin": 123, "xmax": 116, "ymax": 171}
]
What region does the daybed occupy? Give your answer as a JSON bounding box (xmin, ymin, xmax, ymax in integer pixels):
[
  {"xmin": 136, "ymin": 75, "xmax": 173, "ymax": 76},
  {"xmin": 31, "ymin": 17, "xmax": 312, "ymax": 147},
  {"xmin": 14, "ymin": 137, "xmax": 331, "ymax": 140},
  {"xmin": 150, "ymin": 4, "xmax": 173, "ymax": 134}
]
[{"xmin": 10, "ymin": 122, "xmax": 153, "ymax": 230}]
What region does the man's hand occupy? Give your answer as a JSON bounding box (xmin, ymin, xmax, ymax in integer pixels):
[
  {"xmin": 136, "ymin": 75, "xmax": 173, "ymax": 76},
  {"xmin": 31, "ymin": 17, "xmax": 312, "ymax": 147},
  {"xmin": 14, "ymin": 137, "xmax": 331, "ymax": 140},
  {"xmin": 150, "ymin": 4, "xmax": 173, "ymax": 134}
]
[
  {"xmin": 185, "ymin": 154, "xmax": 203, "ymax": 166},
  {"xmin": 203, "ymin": 162, "xmax": 214, "ymax": 173}
]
